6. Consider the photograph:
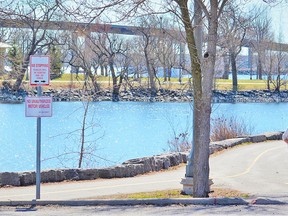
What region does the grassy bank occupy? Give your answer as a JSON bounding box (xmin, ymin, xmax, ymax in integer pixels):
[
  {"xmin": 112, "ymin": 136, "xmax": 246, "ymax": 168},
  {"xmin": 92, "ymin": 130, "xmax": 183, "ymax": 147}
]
[{"xmin": 0, "ymin": 74, "xmax": 286, "ymax": 91}]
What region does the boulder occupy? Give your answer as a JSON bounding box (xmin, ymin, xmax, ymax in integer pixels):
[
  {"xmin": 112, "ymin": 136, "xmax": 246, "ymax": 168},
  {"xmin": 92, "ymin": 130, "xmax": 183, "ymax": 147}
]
[
  {"xmin": 263, "ymin": 132, "xmax": 283, "ymax": 140},
  {"xmin": 41, "ymin": 169, "xmax": 65, "ymax": 183},
  {"xmin": 62, "ymin": 169, "xmax": 80, "ymax": 181},
  {"xmin": 0, "ymin": 172, "xmax": 20, "ymax": 186},
  {"xmin": 98, "ymin": 167, "xmax": 116, "ymax": 179},
  {"xmin": 249, "ymin": 135, "xmax": 267, "ymax": 143},
  {"xmin": 19, "ymin": 172, "xmax": 36, "ymax": 186},
  {"xmin": 78, "ymin": 169, "xmax": 99, "ymax": 180}
]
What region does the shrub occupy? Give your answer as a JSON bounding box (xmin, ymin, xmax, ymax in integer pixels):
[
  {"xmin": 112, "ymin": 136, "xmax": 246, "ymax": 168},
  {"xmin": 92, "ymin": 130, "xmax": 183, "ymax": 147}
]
[
  {"xmin": 2, "ymin": 80, "xmax": 12, "ymax": 89},
  {"xmin": 167, "ymin": 114, "xmax": 253, "ymax": 152},
  {"xmin": 167, "ymin": 132, "xmax": 191, "ymax": 152},
  {"xmin": 210, "ymin": 115, "xmax": 253, "ymax": 141}
]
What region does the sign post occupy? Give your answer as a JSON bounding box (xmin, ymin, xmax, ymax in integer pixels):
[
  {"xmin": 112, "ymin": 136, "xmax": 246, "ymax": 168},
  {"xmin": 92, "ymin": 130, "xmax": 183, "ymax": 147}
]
[
  {"xmin": 26, "ymin": 55, "xmax": 51, "ymax": 200},
  {"xmin": 36, "ymin": 86, "xmax": 41, "ymax": 200}
]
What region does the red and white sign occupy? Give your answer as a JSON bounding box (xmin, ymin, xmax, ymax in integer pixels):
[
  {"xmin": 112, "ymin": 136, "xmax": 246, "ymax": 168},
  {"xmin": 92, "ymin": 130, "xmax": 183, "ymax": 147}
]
[
  {"xmin": 30, "ymin": 55, "xmax": 50, "ymax": 86},
  {"xmin": 25, "ymin": 97, "xmax": 53, "ymax": 117}
]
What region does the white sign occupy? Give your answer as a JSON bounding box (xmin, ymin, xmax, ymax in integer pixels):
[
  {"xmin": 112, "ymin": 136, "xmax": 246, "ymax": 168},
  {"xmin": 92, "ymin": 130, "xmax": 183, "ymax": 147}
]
[
  {"xmin": 30, "ymin": 55, "xmax": 50, "ymax": 86},
  {"xmin": 25, "ymin": 97, "xmax": 53, "ymax": 117}
]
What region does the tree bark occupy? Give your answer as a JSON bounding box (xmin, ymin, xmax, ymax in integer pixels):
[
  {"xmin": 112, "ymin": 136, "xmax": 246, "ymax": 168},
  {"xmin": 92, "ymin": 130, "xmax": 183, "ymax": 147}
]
[
  {"xmin": 144, "ymin": 41, "xmax": 156, "ymax": 97},
  {"xmin": 163, "ymin": 65, "xmax": 167, "ymax": 82},
  {"xmin": 79, "ymin": 101, "xmax": 89, "ymax": 168},
  {"xmin": 222, "ymin": 54, "xmax": 229, "ymax": 79},
  {"xmin": 109, "ymin": 58, "xmax": 120, "ymax": 102},
  {"xmin": 230, "ymin": 51, "xmax": 238, "ymax": 91},
  {"xmin": 257, "ymin": 54, "xmax": 263, "ymax": 80}
]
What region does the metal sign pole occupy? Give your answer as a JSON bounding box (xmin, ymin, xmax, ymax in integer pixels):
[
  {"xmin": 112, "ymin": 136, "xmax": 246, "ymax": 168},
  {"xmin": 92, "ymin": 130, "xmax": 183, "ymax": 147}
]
[
  {"xmin": 36, "ymin": 86, "xmax": 42, "ymax": 199},
  {"xmin": 29, "ymin": 54, "xmax": 50, "ymax": 200}
]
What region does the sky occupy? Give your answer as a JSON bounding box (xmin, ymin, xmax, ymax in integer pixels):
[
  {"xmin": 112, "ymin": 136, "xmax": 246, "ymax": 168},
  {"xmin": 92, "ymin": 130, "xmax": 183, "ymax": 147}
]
[
  {"xmin": 270, "ymin": 3, "xmax": 288, "ymax": 42},
  {"xmin": 243, "ymin": 0, "xmax": 288, "ymax": 43}
]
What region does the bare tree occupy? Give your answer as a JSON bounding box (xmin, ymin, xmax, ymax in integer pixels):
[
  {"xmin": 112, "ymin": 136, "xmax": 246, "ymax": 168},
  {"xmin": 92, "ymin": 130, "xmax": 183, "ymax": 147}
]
[
  {"xmin": 249, "ymin": 7, "xmax": 272, "ymax": 80},
  {"xmin": 0, "ymin": 0, "xmax": 62, "ymax": 90},
  {"xmin": 265, "ymin": 42, "xmax": 288, "ymax": 91},
  {"xmin": 218, "ymin": 3, "xmax": 251, "ymax": 91},
  {"xmin": 103, "ymin": 34, "xmax": 129, "ymax": 101},
  {"xmin": 126, "ymin": 38, "xmax": 146, "ymax": 82},
  {"xmin": 65, "ymin": 30, "xmax": 102, "ymax": 93},
  {"xmin": 156, "ymin": 16, "xmax": 180, "ymax": 82},
  {"xmin": 171, "ymin": 0, "xmax": 228, "ymax": 197},
  {"xmin": 136, "ymin": 16, "xmax": 158, "ymax": 98},
  {"xmin": 44, "ymin": 100, "xmax": 107, "ymax": 169}
]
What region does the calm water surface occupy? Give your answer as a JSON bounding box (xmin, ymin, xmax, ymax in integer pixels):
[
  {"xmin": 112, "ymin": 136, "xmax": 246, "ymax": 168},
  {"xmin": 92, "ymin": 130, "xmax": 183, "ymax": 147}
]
[{"xmin": 0, "ymin": 101, "xmax": 287, "ymax": 172}]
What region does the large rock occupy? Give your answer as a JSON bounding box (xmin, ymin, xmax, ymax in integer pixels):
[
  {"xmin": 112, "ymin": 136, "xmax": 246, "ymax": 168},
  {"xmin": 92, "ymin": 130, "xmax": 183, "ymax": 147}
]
[
  {"xmin": 249, "ymin": 135, "xmax": 267, "ymax": 143},
  {"xmin": 122, "ymin": 157, "xmax": 155, "ymax": 173},
  {"xmin": 0, "ymin": 172, "xmax": 20, "ymax": 186},
  {"xmin": 41, "ymin": 169, "xmax": 65, "ymax": 183},
  {"xmin": 97, "ymin": 167, "xmax": 116, "ymax": 179},
  {"xmin": 263, "ymin": 131, "xmax": 283, "ymax": 140},
  {"xmin": 210, "ymin": 137, "xmax": 249, "ymax": 149},
  {"xmin": 62, "ymin": 169, "xmax": 80, "ymax": 181},
  {"xmin": 78, "ymin": 169, "xmax": 99, "ymax": 180},
  {"xmin": 19, "ymin": 172, "xmax": 36, "ymax": 186}
]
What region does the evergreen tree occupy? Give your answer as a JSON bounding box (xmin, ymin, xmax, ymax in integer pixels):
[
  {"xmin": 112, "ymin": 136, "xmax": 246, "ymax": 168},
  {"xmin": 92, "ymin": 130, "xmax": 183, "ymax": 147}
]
[{"xmin": 7, "ymin": 45, "xmax": 22, "ymax": 79}]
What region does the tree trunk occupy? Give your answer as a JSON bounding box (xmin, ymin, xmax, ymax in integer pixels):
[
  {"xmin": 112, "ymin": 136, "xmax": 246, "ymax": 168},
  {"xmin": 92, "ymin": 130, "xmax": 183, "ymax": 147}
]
[
  {"xmin": 168, "ymin": 66, "xmax": 172, "ymax": 82},
  {"xmin": 104, "ymin": 65, "xmax": 108, "ymax": 77},
  {"xmin": 176, "ymin": 0, "xmax": 214, "ymax": 197},
  {"xmin": 100, "ymin": 65, "xmax": 104, "ymax": 76},
  {"xmin": 230, "ymin": 51, "xmax": 238, "ymax": 91},
  {"xmin": 222, "ymin": 54, "xmax": 229, "ymax": 79},
  {"xmin": 275, "ymin": 63, "xmax": 281, "ymax": 92},
  {"xmin": 144, "ymin": 44, "xmax": 156, "ymax": 97},
  {"xmin": 109, "ymin": 58, "xmax": 120, "ymax": 102},
  {"xmin": 194, "ymin": 0, "xmax": 218, "ymax": 197},
  {"xmin": 87, "ymin": 71, "xmax": 101, "ymax": 93},
  {"xmin": 13, "ymin": 55, "xmax": 30, "ymax": 91},
  {"xmin": 78, "ymin": 101, "xmax": 89, "ymax": 168},
  {"xmin": 257, "ymin": 53, "xmax": 263, "ymax": 80},
  {"xmin": 163, "ymin": 66, "xmax": 167, "ymax": 82},
  {"xmin": 267, "ymin": 53, "xmax": 273, "ymax": 90},
  {"xmin": 193, "ymin": 97, "xmax": 211, "ymax": 197}
]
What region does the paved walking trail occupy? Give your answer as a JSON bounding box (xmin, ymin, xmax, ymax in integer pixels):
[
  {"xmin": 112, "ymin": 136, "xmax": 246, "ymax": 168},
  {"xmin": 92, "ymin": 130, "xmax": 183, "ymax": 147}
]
[{"xmin": 0, "ymin": 140, "xmax": 287, "ymax": 202}]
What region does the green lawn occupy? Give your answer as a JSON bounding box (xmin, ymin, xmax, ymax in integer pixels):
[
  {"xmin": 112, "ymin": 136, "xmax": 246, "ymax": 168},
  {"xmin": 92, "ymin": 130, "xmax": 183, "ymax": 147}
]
[{"xmin": 1, "ymin": 74, "xmax": 287, "ymax": 91}]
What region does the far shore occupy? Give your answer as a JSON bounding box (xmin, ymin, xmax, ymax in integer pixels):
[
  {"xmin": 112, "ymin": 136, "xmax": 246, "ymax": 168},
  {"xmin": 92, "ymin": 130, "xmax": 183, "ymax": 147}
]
[{"xmin": 1, "ymin": 85, "xmax": 288, "ymax": 103}]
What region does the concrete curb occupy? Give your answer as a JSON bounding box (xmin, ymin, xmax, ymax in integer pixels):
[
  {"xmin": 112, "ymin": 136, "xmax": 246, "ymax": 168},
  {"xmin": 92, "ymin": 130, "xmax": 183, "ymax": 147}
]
[
  {"xmin": 250, "ymin": 198, "xmax": 288, "ymax": 205},
  {"xmin": 0, "ymin": 198, "xmax": 286, "ymax": 207}
]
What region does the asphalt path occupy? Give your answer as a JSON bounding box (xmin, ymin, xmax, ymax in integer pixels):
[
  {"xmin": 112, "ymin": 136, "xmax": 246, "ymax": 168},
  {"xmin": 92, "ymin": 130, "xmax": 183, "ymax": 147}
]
[
  {"xmin": 210, "ymin": 140, "xmax": 288, "ymax": 200},
  {"xmin": 0, "ymin": 140, "xmax": 287, "ymax": 201}
]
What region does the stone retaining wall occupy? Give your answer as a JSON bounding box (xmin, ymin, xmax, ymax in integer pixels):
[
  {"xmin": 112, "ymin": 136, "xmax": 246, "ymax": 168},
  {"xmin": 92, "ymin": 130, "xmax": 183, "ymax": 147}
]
[{"xmin": 0, "ymin": 131, "xmax": 283, "ymax": 187}]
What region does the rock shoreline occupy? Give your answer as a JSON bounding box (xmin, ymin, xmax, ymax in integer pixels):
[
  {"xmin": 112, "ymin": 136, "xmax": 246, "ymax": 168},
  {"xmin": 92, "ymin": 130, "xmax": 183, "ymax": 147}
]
[
  {"xmin": 0, "ymin": 131, "xmax": 283, "ymax": 187},
  {"xmin": 2, "ymin": 88, "xmax": 288, "ymax": 103}
]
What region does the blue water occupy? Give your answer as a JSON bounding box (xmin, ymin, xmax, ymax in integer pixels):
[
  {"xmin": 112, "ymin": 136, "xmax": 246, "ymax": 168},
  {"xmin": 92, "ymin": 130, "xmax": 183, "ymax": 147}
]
[{"xmin": 0, "ymin": 101, "xmax": 287, "ymax": 172}]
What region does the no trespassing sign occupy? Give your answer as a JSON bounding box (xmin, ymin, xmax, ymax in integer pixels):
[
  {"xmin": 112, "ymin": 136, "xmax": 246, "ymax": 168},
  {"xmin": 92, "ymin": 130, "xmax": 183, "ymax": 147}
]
[{"xmin": 25, "ymin": 96, "xmax": 52, "ymax": 117}]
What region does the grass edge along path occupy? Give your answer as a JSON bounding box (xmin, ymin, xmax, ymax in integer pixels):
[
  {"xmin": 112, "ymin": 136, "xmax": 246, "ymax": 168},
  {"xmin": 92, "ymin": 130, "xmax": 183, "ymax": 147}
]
[{"xmin": 82, "ymin": 188, "xmax": 251, "ymax": 200}]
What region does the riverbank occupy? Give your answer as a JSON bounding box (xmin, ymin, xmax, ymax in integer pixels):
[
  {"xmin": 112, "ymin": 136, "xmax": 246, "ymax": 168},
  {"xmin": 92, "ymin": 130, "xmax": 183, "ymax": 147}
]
[{"xmin": 1, "ymin": 87, "xmax": 288, "ymax": 103}]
